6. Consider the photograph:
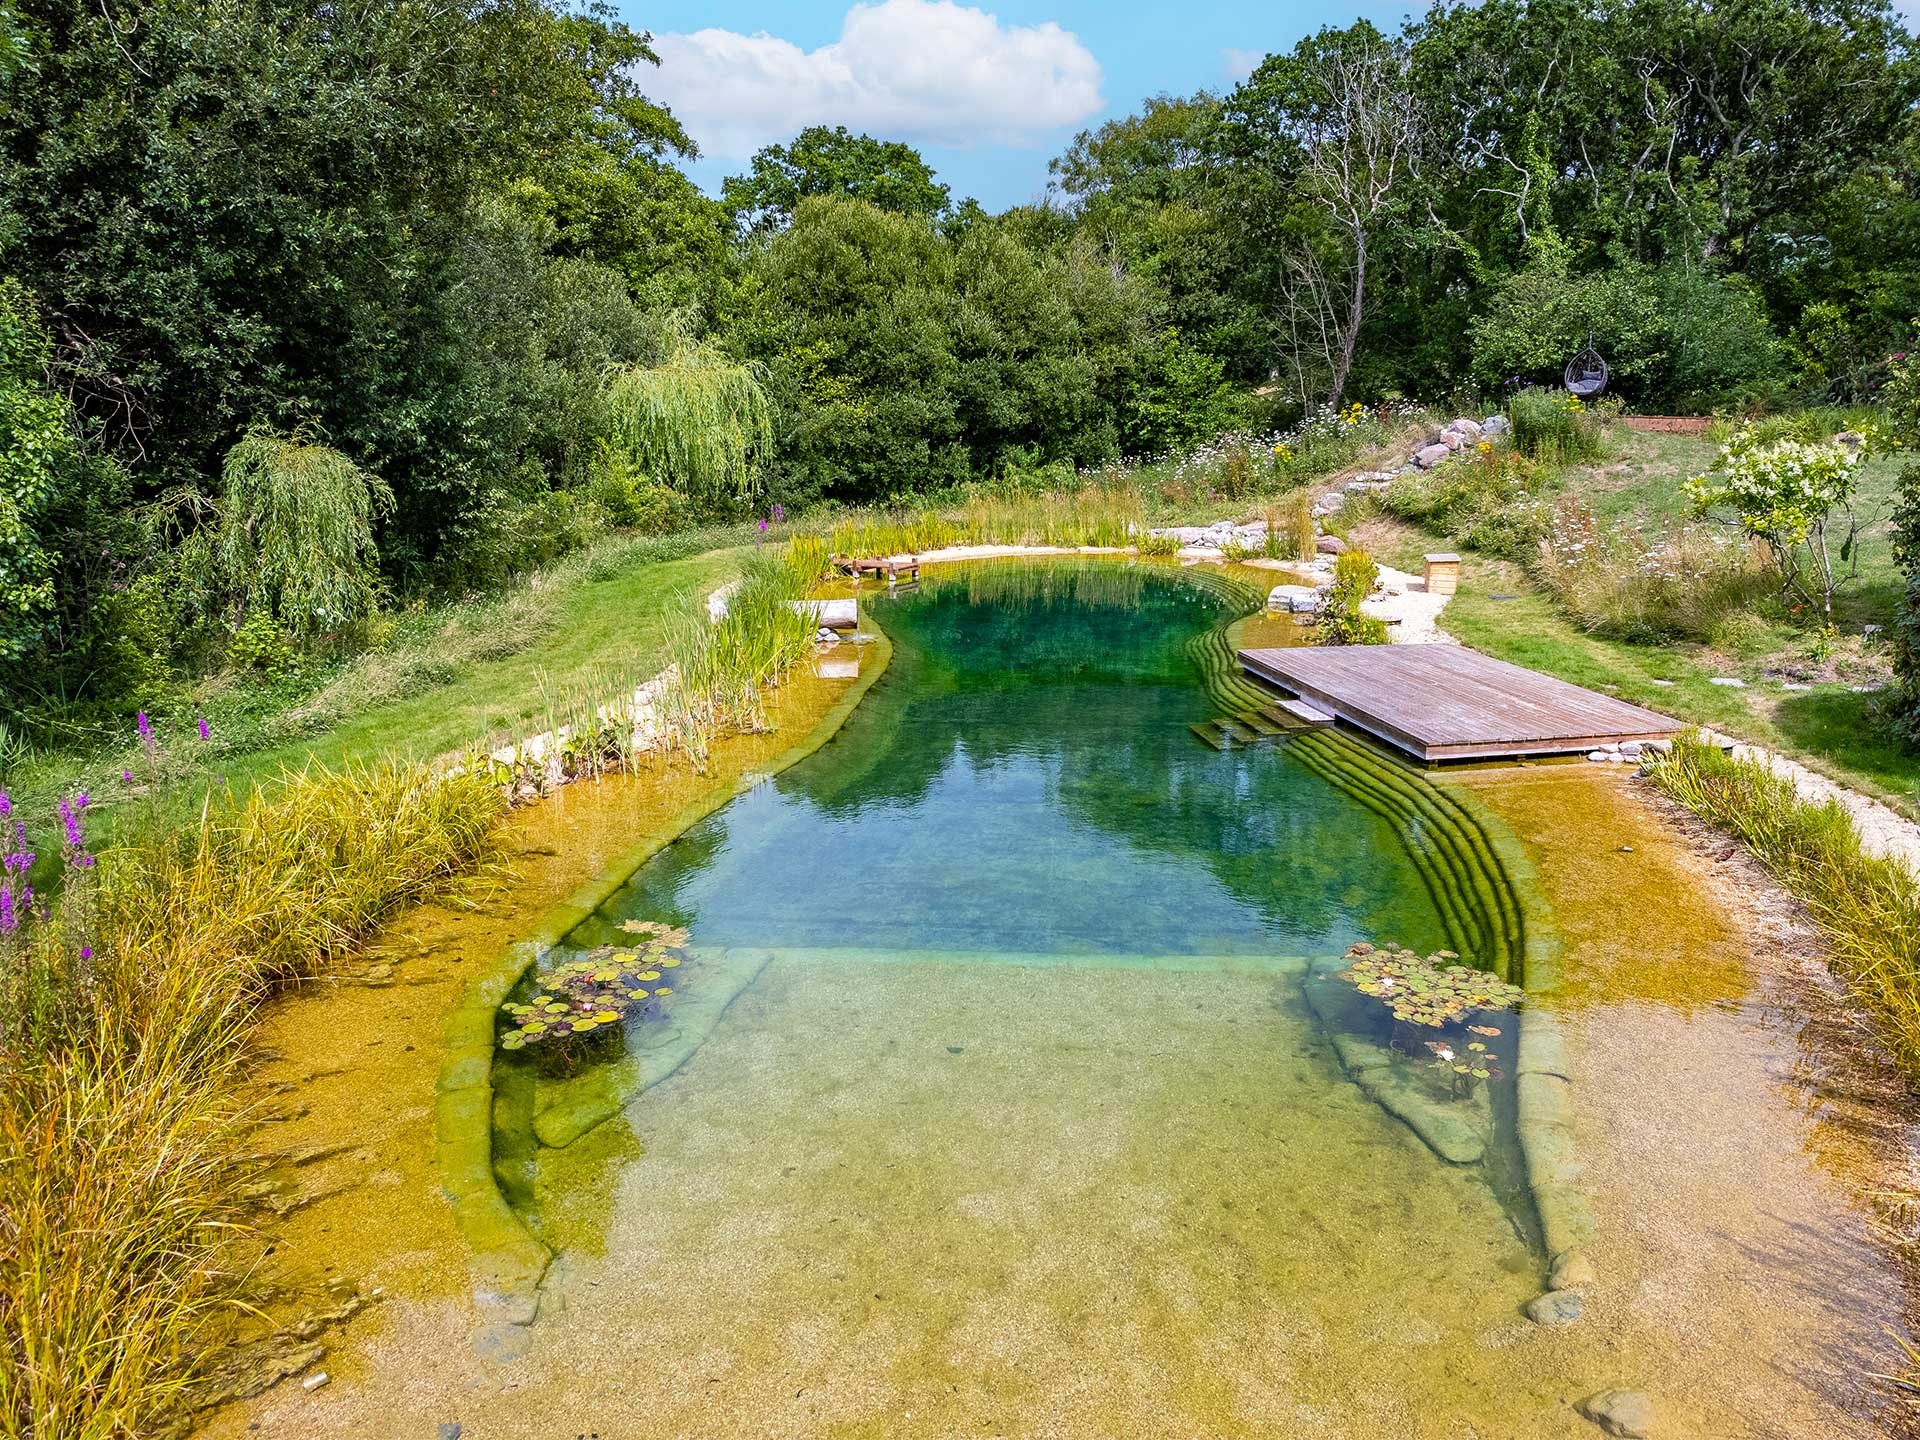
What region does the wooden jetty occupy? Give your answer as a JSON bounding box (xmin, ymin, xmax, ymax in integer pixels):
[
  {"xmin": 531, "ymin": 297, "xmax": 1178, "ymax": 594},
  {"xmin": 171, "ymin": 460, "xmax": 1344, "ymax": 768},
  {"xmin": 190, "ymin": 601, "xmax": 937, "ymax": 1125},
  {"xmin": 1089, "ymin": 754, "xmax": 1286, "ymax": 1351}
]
[
  {"xmin": 1237, "ymin": 645, "xmax": 1683, "ymax": 762},
  {"xmin": 835, "ymin": 553, "xmax": 921, "ymax": 583}
]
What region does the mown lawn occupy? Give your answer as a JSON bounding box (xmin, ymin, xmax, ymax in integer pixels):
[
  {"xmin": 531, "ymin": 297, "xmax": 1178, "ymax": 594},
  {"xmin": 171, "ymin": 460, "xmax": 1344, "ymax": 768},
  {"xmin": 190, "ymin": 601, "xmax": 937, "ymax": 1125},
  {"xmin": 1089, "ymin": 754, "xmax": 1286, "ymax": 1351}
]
[{"xmin": 11, "ymin": 545, "xmax": 738, "ymax": 835}]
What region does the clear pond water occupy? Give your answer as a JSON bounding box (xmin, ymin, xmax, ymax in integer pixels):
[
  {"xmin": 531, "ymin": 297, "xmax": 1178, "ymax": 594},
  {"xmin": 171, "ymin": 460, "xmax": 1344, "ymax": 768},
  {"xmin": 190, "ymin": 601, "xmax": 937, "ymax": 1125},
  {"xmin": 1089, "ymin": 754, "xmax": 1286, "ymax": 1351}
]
[{"xmin": 578, "ymin": 560, "xmax": 1448, "ymax": 963}]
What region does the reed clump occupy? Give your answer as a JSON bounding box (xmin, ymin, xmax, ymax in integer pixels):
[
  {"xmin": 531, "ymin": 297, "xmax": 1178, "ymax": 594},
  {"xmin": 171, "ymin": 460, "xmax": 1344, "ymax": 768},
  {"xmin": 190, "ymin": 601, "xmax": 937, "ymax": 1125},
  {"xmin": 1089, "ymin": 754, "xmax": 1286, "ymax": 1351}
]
[
  {"xmin": 0, "ymin": 762, "xmax": 505, "ymax": 1438},
  {"xmin": 826, "ymin": 481, "xmax": 1148, "ymax": 558},
  {"xmin": 1646, "ymin": 733, "xmax": 1920, "ymax": 1068}
]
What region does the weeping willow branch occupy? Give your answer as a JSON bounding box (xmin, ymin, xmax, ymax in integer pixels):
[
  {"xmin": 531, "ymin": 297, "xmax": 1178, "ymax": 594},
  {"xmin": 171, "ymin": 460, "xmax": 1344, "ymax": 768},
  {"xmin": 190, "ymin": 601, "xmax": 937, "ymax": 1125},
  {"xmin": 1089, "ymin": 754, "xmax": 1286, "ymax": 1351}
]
[
  {"xmin": 216, "ymin": 425, "xmax": 393, "ymax": 642},
  {"xmin": 603, "ymin": 331, "xmax": 774, "ymax": 505}
]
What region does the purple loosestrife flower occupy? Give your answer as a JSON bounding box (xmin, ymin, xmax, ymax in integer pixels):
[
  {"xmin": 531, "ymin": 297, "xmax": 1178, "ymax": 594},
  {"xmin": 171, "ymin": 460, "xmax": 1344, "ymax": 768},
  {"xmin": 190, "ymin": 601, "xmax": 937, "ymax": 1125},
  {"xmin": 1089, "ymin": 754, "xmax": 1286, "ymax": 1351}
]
[
  {"xmin": 58, "ymin": 795, "xmax": 94, "ymax": 869},
  {"xmin": 197, "ymin": 714, "xmax": 211, "ymax": 741},
  {"xmin": 2, "ymin": 820, "xmax": 34, "ymax": 925},
  {"xmin": 121, "ymin": 770, "xmax": 133, "ymax": 783}
]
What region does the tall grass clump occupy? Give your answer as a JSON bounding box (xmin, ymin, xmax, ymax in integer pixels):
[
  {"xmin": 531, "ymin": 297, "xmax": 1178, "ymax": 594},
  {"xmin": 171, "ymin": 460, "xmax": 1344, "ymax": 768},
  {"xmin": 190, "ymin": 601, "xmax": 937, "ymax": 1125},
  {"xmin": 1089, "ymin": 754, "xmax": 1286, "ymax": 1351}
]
[
  {"xmin": 1268, "ymin": 490, "xmax": 1316, "ymax": 561},
  {"xmin": 1507, "ymin": 388, "xmax": 1604, "ymax": 463},
  {"xmin": 1532, "ymin": 497, "xmax": 1774, "ymax": 644},
  {"xmin": 1647, "ymin": 733, "xmax": 1920, "ymax": 1069},
  {"xmin": 1380, "ymin": 443, "xmax": 1550, "ymax": 560},
  {"xmin": 785, "ymin": 533, "xmax": 832, "ymax": 587},
  {"xmin": 0, "ymin": 762, "xmax": 505, "ymax": 1438},
  {"xmin": 825, "ymin": 481, "xmax": 1148, "ymax": 558},
  {"xmin": 661, "ymin": 551, "xmax": 819, "ymax": 761}
]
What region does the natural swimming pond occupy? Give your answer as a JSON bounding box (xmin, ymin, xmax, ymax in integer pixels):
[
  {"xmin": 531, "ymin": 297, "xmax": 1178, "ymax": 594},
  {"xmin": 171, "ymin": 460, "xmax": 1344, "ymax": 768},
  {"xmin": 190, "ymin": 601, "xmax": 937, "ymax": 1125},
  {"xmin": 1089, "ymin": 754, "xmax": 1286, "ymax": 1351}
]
[
  {"xmin": 575, "ymin": 561, "xmax": 1448, "ymax": 963},
  {"xmin": 241, "ymin": 557, "xmax": 1913, "ymax": 1439}
]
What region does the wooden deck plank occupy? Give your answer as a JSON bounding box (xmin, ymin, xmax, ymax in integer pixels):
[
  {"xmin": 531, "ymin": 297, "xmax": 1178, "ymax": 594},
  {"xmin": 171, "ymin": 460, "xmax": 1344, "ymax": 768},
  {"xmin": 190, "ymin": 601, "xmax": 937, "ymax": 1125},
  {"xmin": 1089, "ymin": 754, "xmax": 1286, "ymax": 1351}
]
[{"xmin": 1237, "ymin": 645, "xmax": 1683, "ymax": 761}]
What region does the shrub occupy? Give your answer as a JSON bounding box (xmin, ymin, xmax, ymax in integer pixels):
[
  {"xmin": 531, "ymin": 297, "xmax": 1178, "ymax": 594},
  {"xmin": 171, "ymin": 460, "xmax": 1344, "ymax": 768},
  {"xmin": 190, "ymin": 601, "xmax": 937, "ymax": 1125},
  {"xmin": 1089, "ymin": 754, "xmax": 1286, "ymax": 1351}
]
[
  {"xmin": 1507, "ymin": 388, "xmax": 1603, "ymax": 464},
  {"xmin": 224, "ymin": 609, "xmax": 294, "ymax": 679},
  {"xmin": 1467, "ymin": 238, "xmax": 1667, "ymax": 395},
  {"xmin": 1319, "ymin": 549, "xmax": 1389, "ymax": 645},
  {"xmin": 1893, "ymin": 462, "xmax": 1920, "ymax": 747},
  {"xmin": 1683, "ymin": 429, "xmax": 1871, "ymax": 623},
  {"xmin": 583, "ymin": 441, "xmax": 685, "ymax": 533},
  {"xmin": 440, "ymin": 488, "xmax": 606, "ymax": 594}
]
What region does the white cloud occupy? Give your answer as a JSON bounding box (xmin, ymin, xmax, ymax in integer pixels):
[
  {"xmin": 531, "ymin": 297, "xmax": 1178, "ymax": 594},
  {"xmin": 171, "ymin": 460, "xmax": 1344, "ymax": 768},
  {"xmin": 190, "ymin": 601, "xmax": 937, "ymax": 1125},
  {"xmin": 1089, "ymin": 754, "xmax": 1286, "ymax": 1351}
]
[
  {"xmin": 1222, "ymin": 47, "xmax": 1266, "ymax": 82},
  {"xmin": 651, "ymin": 0, "xmax": 1104, "ymax": 160}
]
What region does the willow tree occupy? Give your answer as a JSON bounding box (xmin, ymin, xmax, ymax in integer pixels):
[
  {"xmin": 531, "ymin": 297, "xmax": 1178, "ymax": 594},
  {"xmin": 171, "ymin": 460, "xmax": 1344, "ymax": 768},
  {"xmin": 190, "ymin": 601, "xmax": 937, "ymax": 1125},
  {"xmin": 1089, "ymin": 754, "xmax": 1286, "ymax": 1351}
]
[
  {"xmin": 216, "ymin": 426, "xmax": 393, "ymax": 642},
  {"xmin": 603, "ymin": 329, "xmax": 775, "ymax": 505}
]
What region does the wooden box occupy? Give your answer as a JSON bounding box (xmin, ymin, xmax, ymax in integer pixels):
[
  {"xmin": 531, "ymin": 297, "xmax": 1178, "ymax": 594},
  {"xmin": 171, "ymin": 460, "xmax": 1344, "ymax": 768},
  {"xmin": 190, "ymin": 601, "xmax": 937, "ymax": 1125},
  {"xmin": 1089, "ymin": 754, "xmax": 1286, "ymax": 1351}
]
[{"xmin": 1424, "ymin": 553, "xmax": 1461, "ymax": 596}]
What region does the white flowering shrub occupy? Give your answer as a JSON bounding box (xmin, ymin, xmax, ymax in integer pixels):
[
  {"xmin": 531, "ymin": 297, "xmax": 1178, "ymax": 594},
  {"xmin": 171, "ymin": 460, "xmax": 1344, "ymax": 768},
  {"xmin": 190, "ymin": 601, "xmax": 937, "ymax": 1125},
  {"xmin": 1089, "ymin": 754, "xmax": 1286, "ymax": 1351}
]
[{"xmin": 1684, "ymin": 430, "xmax": 1871, "ymax": 622}]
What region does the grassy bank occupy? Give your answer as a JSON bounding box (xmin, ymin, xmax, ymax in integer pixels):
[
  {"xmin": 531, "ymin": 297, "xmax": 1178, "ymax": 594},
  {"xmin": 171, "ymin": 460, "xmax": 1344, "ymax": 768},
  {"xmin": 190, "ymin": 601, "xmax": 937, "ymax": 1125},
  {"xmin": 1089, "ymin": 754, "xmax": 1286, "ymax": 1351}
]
[
  {"xmin": 0, "ymin": 761, "xmax": 507, "ymax": 1437},
  {"xmin": 1349, "ymin": 413, "xmax": 1916, "ymax": 818},
  {"xmin": 1645, "ymin": 733, "xmax": 1920, "ymax": 1070},
  {"xmin": 6, "ymin": 536, "xmax": 748, "ymax": 834}
]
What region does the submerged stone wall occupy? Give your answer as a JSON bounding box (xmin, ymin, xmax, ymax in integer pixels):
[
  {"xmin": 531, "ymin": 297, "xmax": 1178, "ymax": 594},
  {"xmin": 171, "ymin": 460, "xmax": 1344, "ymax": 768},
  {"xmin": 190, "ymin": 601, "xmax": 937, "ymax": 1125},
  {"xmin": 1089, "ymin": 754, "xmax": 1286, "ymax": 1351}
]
[
  {"xmin": 1199, "ymin": 593, "xmax": 1595, "ymax": 1311},
  {"xmin": 435, "ymin": 619, "xmax": 895, "ymax": 1330}
]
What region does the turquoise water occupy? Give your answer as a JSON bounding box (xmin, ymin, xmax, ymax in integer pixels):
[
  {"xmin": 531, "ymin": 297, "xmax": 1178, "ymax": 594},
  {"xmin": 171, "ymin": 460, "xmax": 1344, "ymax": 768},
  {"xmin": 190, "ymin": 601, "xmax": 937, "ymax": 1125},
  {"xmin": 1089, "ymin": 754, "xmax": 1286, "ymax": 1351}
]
[{"xmin": 580, "ymin": 560, "xmax": 1446, "ymax": 961}]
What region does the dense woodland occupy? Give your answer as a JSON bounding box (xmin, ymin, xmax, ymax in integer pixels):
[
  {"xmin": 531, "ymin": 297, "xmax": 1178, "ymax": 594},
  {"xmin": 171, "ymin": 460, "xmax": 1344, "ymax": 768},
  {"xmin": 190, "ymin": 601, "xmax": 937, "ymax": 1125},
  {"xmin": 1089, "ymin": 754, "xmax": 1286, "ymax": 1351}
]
[{"xmin": 2, "ymin": 0, "xmax": 1918, "ymax": 734}]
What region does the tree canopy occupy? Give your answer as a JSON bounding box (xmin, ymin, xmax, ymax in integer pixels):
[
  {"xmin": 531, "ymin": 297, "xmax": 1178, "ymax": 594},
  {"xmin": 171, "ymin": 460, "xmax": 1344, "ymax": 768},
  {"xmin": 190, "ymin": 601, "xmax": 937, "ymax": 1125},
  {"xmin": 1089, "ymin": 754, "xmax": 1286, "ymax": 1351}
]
[{"xmin": 723, "ymin": 125, "xmax": 952, "ymax": 234}]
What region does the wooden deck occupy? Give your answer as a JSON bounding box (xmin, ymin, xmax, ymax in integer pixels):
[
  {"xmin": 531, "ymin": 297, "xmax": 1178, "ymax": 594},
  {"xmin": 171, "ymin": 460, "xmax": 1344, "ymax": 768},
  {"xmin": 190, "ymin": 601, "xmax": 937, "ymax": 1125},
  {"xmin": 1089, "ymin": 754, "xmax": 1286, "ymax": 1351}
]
[{"xmin": 1237, "ymin": 645, "xmax": 1683, "ymax": 761}]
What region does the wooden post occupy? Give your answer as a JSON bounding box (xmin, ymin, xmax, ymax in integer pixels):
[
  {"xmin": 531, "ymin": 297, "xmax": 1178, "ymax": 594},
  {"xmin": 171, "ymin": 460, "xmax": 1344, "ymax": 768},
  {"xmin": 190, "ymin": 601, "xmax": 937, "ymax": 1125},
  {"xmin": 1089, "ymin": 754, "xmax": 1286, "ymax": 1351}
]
[{"xmin": 1423, "ymin": 553, "xmax": 1460, "ymax": 596}]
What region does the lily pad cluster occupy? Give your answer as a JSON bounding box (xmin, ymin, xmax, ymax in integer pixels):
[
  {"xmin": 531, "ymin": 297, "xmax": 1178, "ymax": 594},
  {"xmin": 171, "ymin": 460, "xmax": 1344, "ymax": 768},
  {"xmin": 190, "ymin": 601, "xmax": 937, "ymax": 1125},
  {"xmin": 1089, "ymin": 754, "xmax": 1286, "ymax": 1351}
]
[
  {"xmin": 499, "ymin": 919, "xmax": 690, "ymax": 1052},
  {"xmin": 1425, "ymin": 1026, "xmax": 1507, "ymax": 1085},
  {"xmin": 1339, "ymin": 942, "xmax": 1524, "ymax": 1029}
]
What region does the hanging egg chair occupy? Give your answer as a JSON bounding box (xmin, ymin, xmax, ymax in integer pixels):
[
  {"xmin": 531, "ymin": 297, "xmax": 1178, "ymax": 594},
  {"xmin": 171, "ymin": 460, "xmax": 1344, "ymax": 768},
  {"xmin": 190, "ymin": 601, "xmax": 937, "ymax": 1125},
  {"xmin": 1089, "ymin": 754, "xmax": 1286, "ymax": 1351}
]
[{"xmin": 1564, "ymin": 346, "xmax": 1608, "ymax": 399}]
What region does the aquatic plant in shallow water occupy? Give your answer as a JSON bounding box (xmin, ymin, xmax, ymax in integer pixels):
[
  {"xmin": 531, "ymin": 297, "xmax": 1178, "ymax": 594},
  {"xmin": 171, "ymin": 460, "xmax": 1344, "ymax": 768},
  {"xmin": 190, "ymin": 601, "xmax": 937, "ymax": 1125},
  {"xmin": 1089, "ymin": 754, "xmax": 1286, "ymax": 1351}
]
[
  {"xmin": 1339, "ymin": 942, "xmax": 1523, "ymax": 1029},
  {"xmin": 500, "ymin": 920, "xmax": 690, "ymax": 1055}
]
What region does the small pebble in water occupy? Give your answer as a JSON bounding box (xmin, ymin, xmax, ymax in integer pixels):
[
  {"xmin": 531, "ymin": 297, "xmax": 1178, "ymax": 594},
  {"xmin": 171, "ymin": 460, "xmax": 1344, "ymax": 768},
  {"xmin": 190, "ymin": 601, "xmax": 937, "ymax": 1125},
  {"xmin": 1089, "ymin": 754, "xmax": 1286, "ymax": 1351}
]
[{"xmin": 301, "ymin": 1371, "xmax": 329, "ymax": 1391}]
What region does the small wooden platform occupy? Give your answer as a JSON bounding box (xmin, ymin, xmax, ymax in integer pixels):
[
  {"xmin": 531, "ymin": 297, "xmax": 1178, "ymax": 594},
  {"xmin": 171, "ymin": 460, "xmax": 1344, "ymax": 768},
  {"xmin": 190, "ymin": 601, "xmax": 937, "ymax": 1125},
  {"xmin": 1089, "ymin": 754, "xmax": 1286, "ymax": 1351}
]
[
  {"xmin": 1237, "ymin": 645, "xmax": 1682, "ymax": 761},
  {"xmin": 835, "ymin": 553, "xmax": 921, "ymax": 583}
]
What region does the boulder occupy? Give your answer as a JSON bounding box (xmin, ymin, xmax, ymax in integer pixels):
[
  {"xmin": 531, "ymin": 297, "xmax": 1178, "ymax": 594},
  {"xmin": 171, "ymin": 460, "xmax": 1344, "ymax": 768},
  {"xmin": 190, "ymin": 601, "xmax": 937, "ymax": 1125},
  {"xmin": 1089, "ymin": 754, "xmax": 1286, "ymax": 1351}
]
[
  {"xmin": 1413, "ymin": 443, "xmax": 1452, "ymax": 469},
  {"xmin": 1524, "ymin": 1289, "xmax": 1584, "ymax": 1326},
  {"xmin": 1577, "ymin": 1389, "xmax": 1655, "ymax": 1438},
  {"xmin": 1483, "ymin": 414, "xmax": 1512, "ymax": 438},
  {"xmin": 1315, "ymin": 534, "xmax": 1347, "ymax": 556},
  {"xmin": 1441, "ymin": 431, "xmax": 1468, "ymax": 450},
  {"xmin": 1549, "ymin": 1252, "xmax": 1598, "ymax": 1289},
  {"xmin": 1445, "ymin": 417, "xmax": 1483, "ymax": 439},
  {"xmin": 1268, "ymin": 584, "xmax": 1322, "ymax": 614}
]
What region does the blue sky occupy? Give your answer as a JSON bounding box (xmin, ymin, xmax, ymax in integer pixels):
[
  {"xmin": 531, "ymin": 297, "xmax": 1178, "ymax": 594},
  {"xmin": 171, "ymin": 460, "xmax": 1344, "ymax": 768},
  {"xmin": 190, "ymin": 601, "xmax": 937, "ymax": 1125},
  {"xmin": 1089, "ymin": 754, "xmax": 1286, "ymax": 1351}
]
[{"xmin": 622, "ymin": 0, "xmax": 1417, "ymax": 211}]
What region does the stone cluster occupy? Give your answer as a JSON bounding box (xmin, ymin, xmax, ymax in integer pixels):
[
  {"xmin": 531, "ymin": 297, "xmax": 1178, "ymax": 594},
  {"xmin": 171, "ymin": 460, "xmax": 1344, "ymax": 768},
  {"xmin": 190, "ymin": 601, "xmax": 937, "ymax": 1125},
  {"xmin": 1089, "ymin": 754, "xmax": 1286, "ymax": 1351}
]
[
  {"xmin": 1147, "ymin": 519, "xmax": 1270, "ymax": 550},
  {"xmin": 1410, "ymin": 414, "xmax": 1509, "ymax": 470}
]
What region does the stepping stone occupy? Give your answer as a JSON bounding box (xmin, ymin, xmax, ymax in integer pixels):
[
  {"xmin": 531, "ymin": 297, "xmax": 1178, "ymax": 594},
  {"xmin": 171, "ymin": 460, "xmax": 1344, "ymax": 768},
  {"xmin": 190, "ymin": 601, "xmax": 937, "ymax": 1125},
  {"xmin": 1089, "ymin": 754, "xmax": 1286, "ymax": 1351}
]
[
  {"xmin": 1709, "ymin": 676, "xmax": 1745, "ymax": 687},
  {"xmin": 1279, "ymin": 699, "xmax": 1334, "ymax": 727}
]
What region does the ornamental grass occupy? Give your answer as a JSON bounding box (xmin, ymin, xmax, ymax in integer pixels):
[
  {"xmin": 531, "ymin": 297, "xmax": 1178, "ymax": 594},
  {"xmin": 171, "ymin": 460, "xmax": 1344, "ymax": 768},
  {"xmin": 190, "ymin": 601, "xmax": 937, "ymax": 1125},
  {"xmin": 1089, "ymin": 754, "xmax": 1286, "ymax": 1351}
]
[
  {"xmin": 0, "ymin": 761, "xmax": 505, "ymax": 1438},
  {"xmin": 1646, "ymin": 733, "xmax": 1920, "ymax": 1070}
]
